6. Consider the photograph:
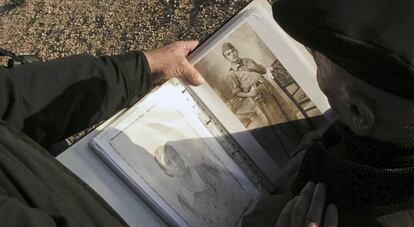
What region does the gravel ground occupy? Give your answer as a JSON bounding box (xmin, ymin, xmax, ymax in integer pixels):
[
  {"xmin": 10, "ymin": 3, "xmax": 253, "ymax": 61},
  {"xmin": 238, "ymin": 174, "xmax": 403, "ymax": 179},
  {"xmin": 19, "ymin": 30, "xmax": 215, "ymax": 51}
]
[
  {"xmin": 0, "ymin": 0, "xmax": 254, "ymax": 60},
  {"xmin": 0, "ymin": 0, "xmax": 261, "ymax": 144}
]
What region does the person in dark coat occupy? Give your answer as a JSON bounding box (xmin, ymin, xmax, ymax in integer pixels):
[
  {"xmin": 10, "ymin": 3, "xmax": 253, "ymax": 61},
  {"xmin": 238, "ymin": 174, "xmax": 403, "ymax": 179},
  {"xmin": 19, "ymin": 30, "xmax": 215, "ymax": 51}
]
[
  {"xmin": 0, "ymin": 40, "xmax": 203, "ymax": 226},
  {"xmin": 243, "ymin": 0, "xmax": 414, "ymax": 226}
]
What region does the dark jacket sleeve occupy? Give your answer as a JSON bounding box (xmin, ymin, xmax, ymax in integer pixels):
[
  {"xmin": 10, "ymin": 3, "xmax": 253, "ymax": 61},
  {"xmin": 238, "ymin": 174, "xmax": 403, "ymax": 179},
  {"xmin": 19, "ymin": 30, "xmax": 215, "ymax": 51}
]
[
  {"xmin": 0, "ymin": 51, "xmax": 152, "ymax": 148},
  {"xmin": 0, "ymin": 195, "xmax": 56, "ymax": 227}
]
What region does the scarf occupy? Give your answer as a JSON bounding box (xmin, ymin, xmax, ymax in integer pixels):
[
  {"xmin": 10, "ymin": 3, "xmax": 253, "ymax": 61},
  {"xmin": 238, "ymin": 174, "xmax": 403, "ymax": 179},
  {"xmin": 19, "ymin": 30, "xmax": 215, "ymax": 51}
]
[{"xmin": 292, "ymin": 122, "xmax": 414, "ymax": 215}]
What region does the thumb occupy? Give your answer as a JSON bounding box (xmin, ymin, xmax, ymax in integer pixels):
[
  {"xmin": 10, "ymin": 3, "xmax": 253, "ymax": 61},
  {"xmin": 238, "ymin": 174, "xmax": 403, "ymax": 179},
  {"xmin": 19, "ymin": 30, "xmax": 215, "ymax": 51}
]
[
  {"xmin": 180, "ymin": 60, "xmax": 205, "ymax": 86},
  {"xmin": 180, "ymin": 40, "xmax": 199, "ymax": 56}
]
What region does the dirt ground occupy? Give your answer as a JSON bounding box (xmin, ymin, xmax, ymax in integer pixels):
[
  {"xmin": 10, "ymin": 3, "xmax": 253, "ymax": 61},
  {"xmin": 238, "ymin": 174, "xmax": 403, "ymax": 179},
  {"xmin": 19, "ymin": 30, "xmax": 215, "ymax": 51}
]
[{"xmin": 0, "ymin": 0, "xmax": 253, "ymax": 60}]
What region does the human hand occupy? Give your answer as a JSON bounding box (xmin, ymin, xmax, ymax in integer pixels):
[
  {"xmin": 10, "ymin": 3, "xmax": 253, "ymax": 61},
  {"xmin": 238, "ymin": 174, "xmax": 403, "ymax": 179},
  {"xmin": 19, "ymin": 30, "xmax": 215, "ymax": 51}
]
[
  {"xmin": 143, "ymin": 41, "xmax": 205, "ymax": 86},
  {"xmin": 275, "ymin": 182, "xmax": 338, "ymax": 227}
]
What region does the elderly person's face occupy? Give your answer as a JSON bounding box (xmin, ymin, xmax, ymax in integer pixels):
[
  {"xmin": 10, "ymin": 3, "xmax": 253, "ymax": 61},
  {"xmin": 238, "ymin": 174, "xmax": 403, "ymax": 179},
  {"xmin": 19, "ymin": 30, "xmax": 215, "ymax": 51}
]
[
  {"xmin": 313, "ymin": 51, "xmax": 365, "ymax": 129},
  {"xmin": 313, "ymin": 50, "xmax": 414, "ymax": 146},
  {"xmin": 223, "ymin": 48, "xmax": 239, "ymax": 63},
  {"xmin": 313, "ymin": 52, "xmax": 346, "ymax": 120},
  {"xmin": 313, "ymin": 51, "xmax": 377, "ymax": 137}
]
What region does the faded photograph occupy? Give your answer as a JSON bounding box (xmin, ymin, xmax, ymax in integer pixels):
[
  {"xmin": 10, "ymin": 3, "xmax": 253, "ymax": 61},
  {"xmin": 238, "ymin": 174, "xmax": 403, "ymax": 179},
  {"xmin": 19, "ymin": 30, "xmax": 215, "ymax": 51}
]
[
  {"xmin": 109, "ymin": 105, "xmax": 252, "ymax": 227},
  {"xmin": 195, "ymin": 23, "xmax": 322, "ymax": 162},
  {"xmin": 154, "ymin": 143, "xmax": 248, "ymax": 226}
]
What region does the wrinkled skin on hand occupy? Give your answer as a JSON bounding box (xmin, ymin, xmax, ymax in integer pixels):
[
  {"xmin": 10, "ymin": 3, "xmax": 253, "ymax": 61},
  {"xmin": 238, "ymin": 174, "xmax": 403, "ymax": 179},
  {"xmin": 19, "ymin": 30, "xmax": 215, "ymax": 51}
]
[{"xmin": 144, "ymin": 40, "xmax": 205, "ymax": 86}]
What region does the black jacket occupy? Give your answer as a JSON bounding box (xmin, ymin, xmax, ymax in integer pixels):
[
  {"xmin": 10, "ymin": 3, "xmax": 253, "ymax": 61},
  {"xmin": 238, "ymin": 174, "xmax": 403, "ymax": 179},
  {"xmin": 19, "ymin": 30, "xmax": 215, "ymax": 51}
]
[
  {"xmin": 0, "ymin": 52, "xmax": 152, "ymax": 226},
  {"xmin": 243, "ymin": 123, "xmax": 414, "ymax": 227}
]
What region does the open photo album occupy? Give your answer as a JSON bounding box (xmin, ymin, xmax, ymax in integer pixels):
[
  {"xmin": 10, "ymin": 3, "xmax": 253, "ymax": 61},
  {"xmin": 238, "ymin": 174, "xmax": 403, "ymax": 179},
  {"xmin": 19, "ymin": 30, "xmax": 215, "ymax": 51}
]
[{"xmin": 89, "ymin": 0, "xmax": 330, "ymax": 226}]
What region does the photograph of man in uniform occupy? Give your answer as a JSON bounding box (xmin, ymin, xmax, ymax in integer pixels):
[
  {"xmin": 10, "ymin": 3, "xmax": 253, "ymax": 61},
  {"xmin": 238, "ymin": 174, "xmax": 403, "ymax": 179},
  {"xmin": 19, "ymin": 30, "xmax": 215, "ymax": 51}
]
[
  {"xmin": 222, "ymin": 43, "xmax": 297, "ymax": 128},
  {"xmin": 154, "ymin": 143, "xmax": 250, "ymax": 227},
  {"xmin": 194, "ymin": 23, "xmax": 320, "ymax": 160}
]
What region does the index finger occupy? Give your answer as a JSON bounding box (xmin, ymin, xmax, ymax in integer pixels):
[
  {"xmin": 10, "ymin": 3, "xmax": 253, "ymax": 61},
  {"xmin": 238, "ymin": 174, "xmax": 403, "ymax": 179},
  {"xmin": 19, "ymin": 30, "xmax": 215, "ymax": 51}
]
[
  {"xmin": 275, "ymin": 197, "xmax": 298, "ymax": 227},
  {"xmin": 290, "ymin": 182, "xmax": 316, "ymax": 227},
  {"xmin": 305, "ymin": 183, "xmax": 327, "ymax": 227},
  {"xmin": 323, "ymin": 204, "xmax": 338, "ymax": 227}
]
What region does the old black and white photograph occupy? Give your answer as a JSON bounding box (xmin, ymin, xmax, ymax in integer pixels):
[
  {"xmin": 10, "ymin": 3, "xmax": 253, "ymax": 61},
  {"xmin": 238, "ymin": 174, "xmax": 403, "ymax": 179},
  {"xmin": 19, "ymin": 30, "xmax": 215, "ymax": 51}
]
[
  {"xmin": 194, "ymin": 22, "xmax": 322, "ymax": 162},
  {"xmin": 108, "ymin": 101, "xmax": 253, "ymax": 227}
]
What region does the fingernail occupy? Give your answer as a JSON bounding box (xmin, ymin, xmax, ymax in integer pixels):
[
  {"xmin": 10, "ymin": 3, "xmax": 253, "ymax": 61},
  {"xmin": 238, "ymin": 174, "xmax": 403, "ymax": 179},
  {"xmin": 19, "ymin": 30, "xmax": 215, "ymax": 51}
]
[
  {"xmin": 189, "ymin": 40, "xmax": 199, "ymax": 46},
  {"xmin": 316, "ymin": 182, "xmax": 326, "ymax": 191},
  {"xmin": 305, "ymin": 181, "xmax": 315, "ymax": 189},
  {"xmin": 308, "ymin": 223, "xmax": 317, "ymax": 227},
  {"xmin": 197, "ymin": 76, "xmax": 205, "ymax": 84}
]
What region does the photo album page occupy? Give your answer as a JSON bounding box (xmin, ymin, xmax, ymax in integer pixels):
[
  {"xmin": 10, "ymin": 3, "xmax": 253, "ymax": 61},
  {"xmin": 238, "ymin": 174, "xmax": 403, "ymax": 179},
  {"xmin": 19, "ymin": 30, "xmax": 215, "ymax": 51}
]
[
  {"xmin": 90, "ymin": 0, "xmax": 330, "ymax": 226},
  {"xmin": 187, "ymin": 0, "xmax": 329, "ymax": 186}
]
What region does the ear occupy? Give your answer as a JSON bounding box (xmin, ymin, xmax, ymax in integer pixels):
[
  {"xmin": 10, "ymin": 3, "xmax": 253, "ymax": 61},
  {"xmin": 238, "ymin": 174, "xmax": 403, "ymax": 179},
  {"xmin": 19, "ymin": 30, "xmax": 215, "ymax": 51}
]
[{"xmin": 348, "ymin": 95, "xmax": 375, "ymax": 136}]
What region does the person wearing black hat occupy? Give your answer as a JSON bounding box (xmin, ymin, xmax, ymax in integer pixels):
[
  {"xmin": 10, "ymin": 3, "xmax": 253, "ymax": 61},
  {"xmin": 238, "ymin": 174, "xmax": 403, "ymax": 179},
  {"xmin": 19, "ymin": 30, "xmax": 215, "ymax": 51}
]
[{"xmin": 243, "ymin": 0, "xmax": 414, "ymax": 226}]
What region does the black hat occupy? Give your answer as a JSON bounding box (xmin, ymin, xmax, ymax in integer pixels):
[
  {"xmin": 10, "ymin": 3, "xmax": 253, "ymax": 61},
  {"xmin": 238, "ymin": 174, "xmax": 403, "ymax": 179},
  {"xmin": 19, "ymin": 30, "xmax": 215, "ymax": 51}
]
[{"xmin": 273, "ymin": 0, "xmax": 414, "ymax": 100}]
